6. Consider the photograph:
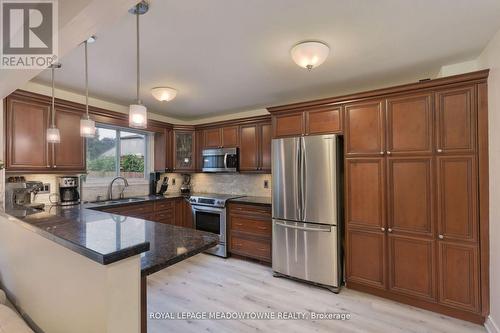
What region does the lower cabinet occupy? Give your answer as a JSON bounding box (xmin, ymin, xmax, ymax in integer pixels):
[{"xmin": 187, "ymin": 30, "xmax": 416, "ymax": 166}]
[
  {"xmin": 100, "ymin": 198, "xmax": 193, "ymax": 228},
  {"xmin": 228, "ymin": 203, "xmax": 272, "ymax": 263},
  {"xmin": 346, "ymin": 228, "xmax": 386, "ymax": 289},
  {"xmin": 438, "ymin": 242, "xmax": 479, "ymax": 312}
]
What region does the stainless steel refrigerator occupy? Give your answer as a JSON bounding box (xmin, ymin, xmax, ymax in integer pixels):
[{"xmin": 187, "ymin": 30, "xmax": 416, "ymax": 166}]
[{"xmin": 272, "ymin": 134, "xmax": 343, "ymax": 292}]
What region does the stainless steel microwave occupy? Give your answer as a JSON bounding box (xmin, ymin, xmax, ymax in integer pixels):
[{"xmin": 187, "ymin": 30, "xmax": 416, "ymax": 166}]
[{"xmin": 202, "ymin": 148, "xmax": 238, "ymax": 173}]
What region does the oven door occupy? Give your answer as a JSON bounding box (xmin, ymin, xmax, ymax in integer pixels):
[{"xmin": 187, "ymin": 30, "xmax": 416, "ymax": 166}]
[{"xmin": 192, "ymin": 205, "xmax": 227, "ymax": 257}]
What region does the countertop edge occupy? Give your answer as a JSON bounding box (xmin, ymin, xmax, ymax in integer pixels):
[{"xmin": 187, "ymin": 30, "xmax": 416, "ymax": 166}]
[
  {"xmin": 0, "ymin": 210, "xmax": 151, "ymax": 265},
  {"xmin": 141, "ymin": 240, "xmax": 218, "ymax": 276}
]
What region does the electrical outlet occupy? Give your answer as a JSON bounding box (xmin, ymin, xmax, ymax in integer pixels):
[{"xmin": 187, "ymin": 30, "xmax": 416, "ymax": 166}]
[
  {"xmin": 39, "ymin": 183, "xmax": 51, "ymax": 194},
  {"xmin": 264, "ymin": 180, "xmax": 269, "ymax": 189},
  {"xmin": 172, "ymin": 178, "xmax": 176, "ymax": 186}
]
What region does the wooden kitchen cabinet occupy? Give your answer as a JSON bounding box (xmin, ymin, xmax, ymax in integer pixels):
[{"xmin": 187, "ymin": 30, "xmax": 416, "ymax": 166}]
[
  {"xmin": 202, "ymin": 126, "xmax": 240, "ymax": 149},
  {"xmin": 436, "ymin": 86, "xmax": 476, "ymax": 154},
  {"xmin": 52, "ymin": 106, "xmax": 86, "ymax": 172},
  {"xmin": 345, "ymin": 99, "xmax": 385, "ymax": 156},
  {"xmin": 203, "ymin": 128, "xmax": 222, "ymax": 148},
  {"xmin": 154, "ymin": 128, "xmax": 173, "ymax": 172},
  {"xmin": 239, "ymin": 121, "xmax": 271, "ymax": 173},
  {"xmin": 228, "ymin": 203, "xmax": 272, "ymax": 263},
  {"xmin": 272, "ymin": 105, "xmax": 342, "ymax": 138},
  {"xmin": 388, "ymin": 235, "xmax": 436, "ymax": 301},
  {"xmin": 436, "ymin": 156, "xmax": 478, "ymax": 243},
  {"xmin": 387, "ymin": 157, "xmax": 434, "ymax": 237},
  {"xmin": 346, "ymin": 228, "xmax": 386, "ymax": 289},
  {"xmin": 305, "ymin": 105, "xmax": 342, "ymax": 135},
  {"xmin": 345, "ymin": 158, "xmax": 386, "ymax": 231},
  {"xmin": 5, "ymin": 96, "xmax": 85, "ymax": 172},
  {"xmin": 438, "ymin": 242, "xmax": 479, "ymax": 312},
  {"xmin": 273, "ymin": 112, "xmax": 304, "ymax": 138},
  {"xmin": 173, "ymin": 130, "xmax": 195, "ymax": 172},
  {"xmin": 5, "ymin": 97, "xmax": 51, "ymax": 171},
  {"xmin": 386, "ymin": 93, "xmax": 433, "ymax": 155}
]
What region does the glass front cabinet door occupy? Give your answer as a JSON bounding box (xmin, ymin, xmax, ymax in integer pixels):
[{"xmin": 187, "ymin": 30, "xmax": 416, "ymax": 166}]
[{"xmin": 174, "ymin": 130, "xmax": 195, "ymax": 172}]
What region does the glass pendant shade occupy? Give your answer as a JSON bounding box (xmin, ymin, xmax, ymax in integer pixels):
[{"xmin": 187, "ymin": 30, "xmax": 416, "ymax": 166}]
[
  {"xmin": 47, "ymin": 126, "xmax": 61, "ymax": 143},
  {"xmin": 129, "ymin": 104, "xmax": 147, "ymax": 128},
  {"xmin": 80, "ymin": 116, "xmax": 96, "ymax": 137},
  {"xmin": 151, "ymin": 87, "xmax": 177, "ymax": 102},
  {"xmin": 291, "ymin": 41, "xmax": 330, "ymax": 70}
]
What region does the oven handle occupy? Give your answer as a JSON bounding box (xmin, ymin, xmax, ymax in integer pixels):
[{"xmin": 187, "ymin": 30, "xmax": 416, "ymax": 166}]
[{"xmin": 224, "ymin": 153, "xmax": 228, "ymax": 169}]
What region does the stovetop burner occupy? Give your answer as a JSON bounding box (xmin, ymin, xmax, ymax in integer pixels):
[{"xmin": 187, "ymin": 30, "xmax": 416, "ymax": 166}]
[{"xmin": 188, "ymin": 193, "xmax": 244, "ymax": 208}]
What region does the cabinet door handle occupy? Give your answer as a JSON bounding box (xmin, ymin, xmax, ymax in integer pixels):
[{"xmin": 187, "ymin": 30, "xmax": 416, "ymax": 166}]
[
  {"xmin": 388, "ymin": 228, "xmax": 392, "ymax": 233},
  {"xmin": 381, "ymin": 227, "xmax": 385, "ymax": 232},
  {"xmin": 386, "ymin": 151, "xmax": 391, "ymax": 155},
  {"xmin": 438, "ymin": 234, "xmax": 444, "ymax": 239},
  {"xmin": 379, "ymin": 151, "xmax": 385, "ymax": 155},
  {"xmin": 437, "ymin": 149, "xmax": 443, "ymax": 153}
]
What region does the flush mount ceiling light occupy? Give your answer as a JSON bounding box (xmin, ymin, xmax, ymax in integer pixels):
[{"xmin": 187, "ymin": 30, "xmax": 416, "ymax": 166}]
[
  {"xmin": 47, "ymin": 63, "xmax": 62, "ymax": 144},
  {"xmin": 129, "ymin": 1, "xmax": 149, "ymax": 129},
  {"xmin": 80, "ymin": 36, "xmax": 96, "ymax": 138},
  {"xmin": 290, "ymin": 41, "xmax": 330, "ymax": 70},
  {"xmin": 151, "ymin": 87, "xmax": 177, "ymax": 102}
]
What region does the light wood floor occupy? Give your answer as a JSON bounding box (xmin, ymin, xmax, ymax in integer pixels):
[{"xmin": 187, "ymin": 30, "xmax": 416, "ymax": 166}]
[{"xmin": 147, "ymin": 254, "xmax": 485, "ymax": 333}]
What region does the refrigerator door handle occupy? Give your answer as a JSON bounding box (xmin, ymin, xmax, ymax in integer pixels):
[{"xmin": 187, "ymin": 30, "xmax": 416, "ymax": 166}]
[
  {"xmin": 296, "ymin": 138, "xmax": 302, "ymax": 220},
  {"xmin": 275, "ymin": 221, "xmax": 332, "ymax": 232},
  {"xmin": 300, "ymin": 137, "xmax": 306, "ymax": 220}
]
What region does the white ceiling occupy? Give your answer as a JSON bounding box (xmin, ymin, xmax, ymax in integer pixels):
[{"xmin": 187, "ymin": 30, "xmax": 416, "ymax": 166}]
[{"xmin": 33, "ymin": 0, "xmax": 500, "ymax": 120}]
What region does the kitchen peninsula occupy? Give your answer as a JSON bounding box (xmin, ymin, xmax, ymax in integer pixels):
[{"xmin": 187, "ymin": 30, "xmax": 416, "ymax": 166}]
[{"xmin": 0, "ymin": 195, "xmax": 218, "ymax": 333}]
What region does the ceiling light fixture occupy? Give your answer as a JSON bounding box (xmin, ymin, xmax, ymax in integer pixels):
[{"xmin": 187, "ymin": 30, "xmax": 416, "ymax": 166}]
[
  {"xmin": 291, "ymin": 41, "xmax": 330, "ymax": 70},
  {"xmin": 128, "ymin": 1, "xmax": 149, "ymax": 129},
  {"xmin": 151, "ymin": 87, "xmax": 177, "ymax": 102},
  {"xmin": 47, "ymin": 63, "xmax": 62, "ymax": 143},
  {"xmin": 80, "ymin": 36, "xmax": 97, "ymax": 138}
]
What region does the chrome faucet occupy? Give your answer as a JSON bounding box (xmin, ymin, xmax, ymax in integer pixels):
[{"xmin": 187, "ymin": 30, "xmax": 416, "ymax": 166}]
[{"xmin": 108, "ymin": 177, "xmax": 129, "ymax": 200}]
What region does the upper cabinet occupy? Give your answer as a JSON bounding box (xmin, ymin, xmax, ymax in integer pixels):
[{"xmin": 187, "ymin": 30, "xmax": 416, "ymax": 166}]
[
  {"xmin": 5, "ymin": 95, "xmax": 85, "ymax": 172},
  {"xmin": 5, "ymin": 97, "xmax": 51, "ymax": 171},
  {"xmin": 154, "ymin": 128, "xmax": 173, "ymax": 172},
  {"xmin": 52, "ymin": 106, "xmax": 86, "ymax": 171},
  {"xmin": 239, "ymin": 121, "xmax": 271, "ymax": 173},
  {"xmin": 386, "ymin": 93, "xmax": 433, "ymax": 155},
  {"xmin": 272, "ymin": 105, "xmax": 343, "ymax": 138},
  {"xmin": 202, "ymin": 126, "xmax": 240, "ymax": 149},
  {"xmin": 435, "ymin": 86, "xmax": 476, "ymax": 154},
  {"xmin": 173, "ymin": 130, "xmax": 195, "ymax": 172},
  {"xmin": 345, "ymin": 100, "xmax": 385, "ymax": 156}
]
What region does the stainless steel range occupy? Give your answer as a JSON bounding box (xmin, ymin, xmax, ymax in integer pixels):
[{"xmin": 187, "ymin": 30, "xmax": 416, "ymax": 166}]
[{"xmin": 188, "ymin": 193, "xmax": 243, "ymax": 258}]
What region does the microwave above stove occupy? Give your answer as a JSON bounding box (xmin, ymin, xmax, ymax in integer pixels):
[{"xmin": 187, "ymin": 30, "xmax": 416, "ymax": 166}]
[{"xmin": 202, "ymin": 148, "xmax": 238, "ymax": 173}]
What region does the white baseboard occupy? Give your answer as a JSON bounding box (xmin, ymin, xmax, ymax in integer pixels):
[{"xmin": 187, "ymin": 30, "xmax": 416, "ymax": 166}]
[{"xmin": 486, "ymin": 316, "xmax": 500, "ymax": 333}]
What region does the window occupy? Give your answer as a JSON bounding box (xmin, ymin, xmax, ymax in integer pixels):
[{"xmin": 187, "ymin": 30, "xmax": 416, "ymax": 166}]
[{"xmin": 86, "ymin": 125, "xmax": 150, "ymax": 182}]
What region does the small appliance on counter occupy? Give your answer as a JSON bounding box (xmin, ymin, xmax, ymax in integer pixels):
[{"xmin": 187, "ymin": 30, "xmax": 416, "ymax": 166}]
[
  {"xmin": 180, "ymin": 174, "xmax": 191, "ymax": 195},
  {"xmin": 5, "ymin": 180, "xmax": 45, "ymax": 215},
  {"xmin": 58, "ymin": 176, "xmax": 80, "ymax": 206},
  {"xmin": 149, "ymin": 172, "xmax": 161, "ymax": 195}
]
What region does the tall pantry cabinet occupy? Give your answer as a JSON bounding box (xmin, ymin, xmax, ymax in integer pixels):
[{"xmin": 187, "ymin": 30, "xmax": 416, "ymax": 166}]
[{"xmin": 268, "ymin": 70, "xmax": 489, "ymax": 324}]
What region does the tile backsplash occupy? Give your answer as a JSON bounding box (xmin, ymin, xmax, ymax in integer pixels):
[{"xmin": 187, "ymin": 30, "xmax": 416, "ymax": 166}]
[
  {"xmin": 163, "ymin": 173, "xmax": 272, "ymax": 197},
  {"xmin": 6, "ymin": 172, "xmax": 271, "ymax": 205}
]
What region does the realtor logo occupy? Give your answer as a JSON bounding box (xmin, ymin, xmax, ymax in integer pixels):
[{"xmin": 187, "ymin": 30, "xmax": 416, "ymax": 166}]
[{"xmin": 1, "ymin": 0, "xmax": 58, "ymax": 69}]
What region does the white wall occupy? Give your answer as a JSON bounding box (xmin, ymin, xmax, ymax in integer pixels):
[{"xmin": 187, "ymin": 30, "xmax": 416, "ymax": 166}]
[
  {"xmin": 477, "ymin": 28, "xmax": 500, "ymax": 333},
  {"xmin": 0, "ymin": 213, "xmax": 141, "ymax": 333}
]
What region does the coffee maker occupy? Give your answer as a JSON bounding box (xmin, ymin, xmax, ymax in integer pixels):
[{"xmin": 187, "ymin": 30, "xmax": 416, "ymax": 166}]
[{"xmin": 58, "ymin": 176, "xmax": 80, "ymax": 205}]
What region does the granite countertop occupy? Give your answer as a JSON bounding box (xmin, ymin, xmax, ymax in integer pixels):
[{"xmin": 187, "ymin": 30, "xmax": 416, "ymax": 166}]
[
  {"xmin": 229, "ymin": 196, "xmax": 272, "ymax": 206},
  {"xmin": 2, "ymin": 195, "xmax": 218, "ymax": 275}
]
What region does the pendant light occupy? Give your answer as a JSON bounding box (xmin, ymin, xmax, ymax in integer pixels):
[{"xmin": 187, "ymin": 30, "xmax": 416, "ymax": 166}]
[
  {"xmin": 80, "ymin": 36, "xmax": 97, "ymax": 137},
  {"xmin": 47, "ymin": 63, "xmax": 62, "ymax": 143},
  {"xmin": 128, "ymin": 1, "xmax": 149, "ymax": 129}
]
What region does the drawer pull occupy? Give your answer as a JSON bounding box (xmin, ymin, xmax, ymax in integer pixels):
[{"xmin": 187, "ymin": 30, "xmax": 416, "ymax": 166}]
[
  {"xmin": 257, "ymin": 226, "xmax": 268, "ymax": 230},
  {"xmin": 258, "ymin": 248, "xmax": 267, "ymax": 251},
  {"xmin": 235, "ymin": 223, "xmax": 244, "ymax": 226}
]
